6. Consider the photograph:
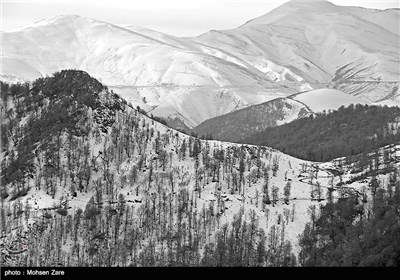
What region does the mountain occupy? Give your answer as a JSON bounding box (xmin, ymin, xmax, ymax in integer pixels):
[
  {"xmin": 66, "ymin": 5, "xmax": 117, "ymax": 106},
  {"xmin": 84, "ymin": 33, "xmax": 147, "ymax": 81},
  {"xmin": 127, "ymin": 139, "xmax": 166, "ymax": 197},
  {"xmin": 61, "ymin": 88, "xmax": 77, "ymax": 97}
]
[
  {"xmin": 1, "ymin": 15, "xmax": 294, "ymax": 128},
  {"xmin": 192, "ymin": 88, "xmax": 368, "ymax": 142},
  {"xmin": 195, "ymin": 0, "xmax": 400, "ymax": 103},
  {"xmin": 2, "ymin": 70, "xmax": 399, "ymax": 267},
  {"xmin": 2, "ymin": 0, "xmax": 399, "ymax": 128},
  {"xmin": 344, "ymin": 6, "xmax": 400, "ymax": 36}
]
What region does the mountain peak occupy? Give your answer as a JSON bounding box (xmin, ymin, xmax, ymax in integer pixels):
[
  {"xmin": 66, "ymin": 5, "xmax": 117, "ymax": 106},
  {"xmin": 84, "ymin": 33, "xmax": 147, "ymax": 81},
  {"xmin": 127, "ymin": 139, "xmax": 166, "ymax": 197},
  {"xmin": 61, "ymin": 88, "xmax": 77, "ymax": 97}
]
[
  {"xmin": 289, "ymin": 0, "xmax": 328, "ymax": 2},
  {"xmin": 49, "ymin": 14, "xmax": 82, "ymax": 20},
  {"xmin": 39, "ymin": 14, "xmax": 95, "ymax": 26},
  {"xmin": 33, "ymin": 14, "xmax": 83, "ymax": 25},
  {"xmin": 239, "ymin": 0, "xmax": 339, "ymax": 28},
  {"xmin": 7, "ymin": 14, "xmax": 94, "ymax": 32}
]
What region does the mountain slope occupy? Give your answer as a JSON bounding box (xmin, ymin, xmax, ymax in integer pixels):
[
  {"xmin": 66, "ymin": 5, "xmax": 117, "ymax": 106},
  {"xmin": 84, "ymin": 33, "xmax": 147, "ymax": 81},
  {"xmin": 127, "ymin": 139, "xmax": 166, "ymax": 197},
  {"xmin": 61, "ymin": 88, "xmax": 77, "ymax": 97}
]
[
  {"xmin": 1, "ymin": 70, "xmax": 398, "ymax": 266},
  {"xmin": 242, "ymin": 104, "xmax": 400, "ymax": 162},
  {"xmin": 0, "ymin": 71, "xmax": 314, "ymax": 266},
  {"xmin": 195, "ymin": 0, "xmax": 400, "ymax": 102},
  {"xmin": 345, "ymin": 6, "xmax": 400, "ymax": 36},
  {"xmin": 193, "ymin": 97, "xmax": 311, "ymax": 142},
  {"xmin": 1, "ymin": 15, "xmax": 294, "ymax": 128},
  {"xmin": 192, "ymin": 88, "xmax": 368, "ymax": 143},
  {"xmin": 2, "ymin": 0, "xmax": 399, "ymax": 128},
  {"xmin": 290, "ymin": 88, "xmax": 370, "ymax": 113}
]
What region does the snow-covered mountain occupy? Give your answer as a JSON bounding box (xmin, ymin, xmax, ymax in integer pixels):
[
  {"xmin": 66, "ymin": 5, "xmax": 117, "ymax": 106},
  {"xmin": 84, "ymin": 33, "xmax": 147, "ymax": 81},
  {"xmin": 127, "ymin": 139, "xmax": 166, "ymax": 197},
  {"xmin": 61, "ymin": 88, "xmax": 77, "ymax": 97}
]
[
  {"xmin": 1, "ymin": 0, "xmax": 399, "ymax": 128},
  {"xmin": 1, "ymin": 15, "xmax": 294, "ymax": 128},
  {"xmin": 195, "ymin": 0, "xmax": 400, "ymax": 103}
]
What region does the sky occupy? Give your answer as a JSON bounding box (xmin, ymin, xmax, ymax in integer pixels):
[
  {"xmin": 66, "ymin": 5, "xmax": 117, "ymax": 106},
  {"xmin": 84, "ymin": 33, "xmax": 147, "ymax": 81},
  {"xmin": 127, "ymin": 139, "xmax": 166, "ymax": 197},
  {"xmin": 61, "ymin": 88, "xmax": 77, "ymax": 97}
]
[{"xmin": 1, "ymin": 0, "xmax": 399, "ymax": 36}]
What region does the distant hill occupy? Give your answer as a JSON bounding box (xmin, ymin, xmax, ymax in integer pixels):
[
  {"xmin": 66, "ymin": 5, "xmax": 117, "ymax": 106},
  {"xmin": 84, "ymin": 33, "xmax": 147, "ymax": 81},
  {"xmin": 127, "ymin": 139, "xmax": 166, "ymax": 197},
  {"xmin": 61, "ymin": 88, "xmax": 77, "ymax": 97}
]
[
  {"xmin": 193, "ymin": 97, "xmax": 310, "ymax": 142},
  {"xmin": 193, "ymin": 88, "xmax": 368, "ymax": 143},
  {"xmin": 242, "ymin": 104, "xmax": 400, "ymax": 162}
]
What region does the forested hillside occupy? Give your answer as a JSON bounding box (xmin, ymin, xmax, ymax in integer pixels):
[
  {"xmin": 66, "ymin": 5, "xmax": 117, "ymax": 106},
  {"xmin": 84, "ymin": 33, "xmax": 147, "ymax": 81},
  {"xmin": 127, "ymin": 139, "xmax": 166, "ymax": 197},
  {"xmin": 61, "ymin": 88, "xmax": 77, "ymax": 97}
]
[
  {"xmin": 192, "ymin": 98, "xmax": 310, "ymax": 142},
  {"xmin": 1, "ymin": 70, "xmax": 125, "ymax": 188},
  {"xmin": 242, "ymin": 105, "xmax": 400, "ymax": 162},
  {"xmin": 1, "ymin": 70, "xmax": 318, "ymax": 267},
  {"xmin": 299, "ymin": 176, "xmax": 400, "ymax": 266},
  {"xmin": 1, "ymin": 70, "xmax": 398, "ymax": 267}
]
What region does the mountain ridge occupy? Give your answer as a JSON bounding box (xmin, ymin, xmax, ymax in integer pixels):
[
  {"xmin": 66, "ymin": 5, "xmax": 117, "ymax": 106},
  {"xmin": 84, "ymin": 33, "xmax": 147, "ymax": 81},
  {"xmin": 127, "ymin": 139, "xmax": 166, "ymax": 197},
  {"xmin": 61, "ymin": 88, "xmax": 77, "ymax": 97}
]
[
  {"xmin": 192, "ymin": 88, "xmax": 370, "ymax": 143},
  {"xmin": 2, "ymin": 1, "xmax": 399, "ymax": 128}
]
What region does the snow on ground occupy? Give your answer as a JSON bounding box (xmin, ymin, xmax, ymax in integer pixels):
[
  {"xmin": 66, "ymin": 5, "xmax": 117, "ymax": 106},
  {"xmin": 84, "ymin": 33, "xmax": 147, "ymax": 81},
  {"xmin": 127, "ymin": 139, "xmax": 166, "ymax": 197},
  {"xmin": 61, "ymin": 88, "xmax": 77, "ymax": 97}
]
[
  {"xmin": 2, "ymin": 14, "xmax": 296, "ymax": 128},
  {"xmin": 374, "ymin": 99, "xmax": 400, "ymax": 108},
  {"xmin": 276, "ymin": 98, "xmax": 308, "ymax": 126},
  {"xmin": 10, "ymin": 103, "xmax": 323, "ymax": 257},
  {"xmin": 5, "ymin": 97, "xmax": 397, "ymax": 261},
  {"xmin": 291, "ymin": 88, "xmax": 370, "ymax": 113}
]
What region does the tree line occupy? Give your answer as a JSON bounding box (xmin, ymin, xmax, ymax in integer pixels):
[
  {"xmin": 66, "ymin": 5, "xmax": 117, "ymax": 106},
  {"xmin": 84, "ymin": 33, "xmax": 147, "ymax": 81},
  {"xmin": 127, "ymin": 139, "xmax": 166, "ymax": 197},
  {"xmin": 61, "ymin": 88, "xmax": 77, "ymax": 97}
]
[{"xmin": 242, "ymin": 104, "xmax": 400, "ymax": 162}]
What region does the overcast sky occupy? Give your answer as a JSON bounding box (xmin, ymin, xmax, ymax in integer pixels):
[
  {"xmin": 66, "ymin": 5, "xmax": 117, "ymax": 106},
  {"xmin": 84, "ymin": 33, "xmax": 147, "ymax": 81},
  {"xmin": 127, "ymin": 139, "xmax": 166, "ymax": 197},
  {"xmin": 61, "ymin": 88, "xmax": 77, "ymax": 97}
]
[{"xmin": 2, "ymin": 0, "xmax": 399, "ymax": 36}]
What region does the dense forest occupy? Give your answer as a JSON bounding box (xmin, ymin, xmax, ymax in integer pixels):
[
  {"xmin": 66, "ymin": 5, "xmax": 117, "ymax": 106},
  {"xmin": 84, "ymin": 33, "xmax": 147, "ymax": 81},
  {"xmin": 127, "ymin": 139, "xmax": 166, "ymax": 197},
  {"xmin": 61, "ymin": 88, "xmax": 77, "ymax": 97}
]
[
  {"xmin": 299, "ymin": 174, "xmax": 400, "ymax": 266},
  {"xmin": 193, "ymin": 98, "xmax": 310, "ymax": 142},
  {"xmin": 242, "ymin": 104, "xmax": 400, "ymax": 162}
]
